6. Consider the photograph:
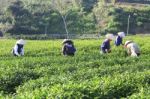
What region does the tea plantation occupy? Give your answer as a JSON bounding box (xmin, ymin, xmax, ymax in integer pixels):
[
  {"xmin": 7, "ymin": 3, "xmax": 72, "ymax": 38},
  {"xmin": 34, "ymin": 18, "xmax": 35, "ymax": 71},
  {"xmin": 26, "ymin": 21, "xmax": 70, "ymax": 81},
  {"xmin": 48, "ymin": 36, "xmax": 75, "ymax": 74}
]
[{"xmin": 0, "ymin": 36, "xmax": 150, "ymax": 98}]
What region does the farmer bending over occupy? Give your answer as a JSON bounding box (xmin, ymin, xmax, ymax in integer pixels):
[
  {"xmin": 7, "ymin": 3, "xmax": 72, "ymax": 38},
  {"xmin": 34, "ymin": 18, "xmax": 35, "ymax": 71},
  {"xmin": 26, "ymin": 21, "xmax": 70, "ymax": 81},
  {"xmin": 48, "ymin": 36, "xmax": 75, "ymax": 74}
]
[
  {"xmin": 115, "ymin": 32, "xmax": 125, "ymax": 46},
  {"xmin": 100, "ymin": 34, "xmax": 114, "ymax": 54},
  {"xmin": 124, "ymin": 40, "xmax": 140, "ymax": 57},
  {"xmin": 62, "ymin": 39, "xmax": 76, "ymax": 56},
  {"xmin": 12, "ymin": 39, "xmax": 26, "ymax": 56}
]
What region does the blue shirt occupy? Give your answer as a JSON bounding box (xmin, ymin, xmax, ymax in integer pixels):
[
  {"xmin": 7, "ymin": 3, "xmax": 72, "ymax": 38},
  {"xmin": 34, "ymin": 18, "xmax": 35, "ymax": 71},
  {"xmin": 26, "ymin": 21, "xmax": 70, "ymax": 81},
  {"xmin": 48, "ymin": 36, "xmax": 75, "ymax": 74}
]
[
  {"xmin": 115, "ymin": 36, "xmax": 122, "ymax": 46},
  {"xmin": 101, "ymin": 39, "xmax": 110, "ymax": 53},
  {"xmin": 63, "ymin": 43, "xmax": 76, "ymax": 55}
]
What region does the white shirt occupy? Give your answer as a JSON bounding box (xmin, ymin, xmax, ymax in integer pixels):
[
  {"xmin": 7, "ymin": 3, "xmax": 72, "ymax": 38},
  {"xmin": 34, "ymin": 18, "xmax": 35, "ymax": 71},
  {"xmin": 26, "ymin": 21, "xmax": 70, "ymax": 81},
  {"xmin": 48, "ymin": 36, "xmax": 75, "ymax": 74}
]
[
  {"xmin": 13, "ymin": 44, "xmax": 24, "ymax": 56},
  {"xmin": 127, "ymin": 43, "xmax": 140, "ymax": 56}
]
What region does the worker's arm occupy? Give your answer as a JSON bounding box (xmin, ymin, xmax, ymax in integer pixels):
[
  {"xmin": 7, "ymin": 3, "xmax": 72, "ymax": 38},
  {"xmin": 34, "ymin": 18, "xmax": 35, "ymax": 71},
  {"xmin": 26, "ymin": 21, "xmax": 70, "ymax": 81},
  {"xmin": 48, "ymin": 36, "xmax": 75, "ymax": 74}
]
[
  {"xmin": 20, "ymin": 48, "xmax": 24, "ymax": 56},
  {"xmin": 127, "ymin": 48, "xmax": 132, "ymax": 55},
  {"xmin": 14, "ymin": 45, "xmax": 20, "ymax": 56},
  {"xmin": 62, "ymin": 45, "xmax": 66, "ymax": 55},
  {"xmin": 106, "ymin": 41, "xmax": 111, "ymax": 53}
]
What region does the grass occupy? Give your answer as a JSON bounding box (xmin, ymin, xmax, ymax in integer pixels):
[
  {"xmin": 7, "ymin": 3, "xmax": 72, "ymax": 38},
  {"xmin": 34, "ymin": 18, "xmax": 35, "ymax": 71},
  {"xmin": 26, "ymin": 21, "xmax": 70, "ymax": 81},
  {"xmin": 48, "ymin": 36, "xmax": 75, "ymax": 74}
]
[{"xmin": 0, "ymin": 36, "xmax": 150, "ymax": 98}]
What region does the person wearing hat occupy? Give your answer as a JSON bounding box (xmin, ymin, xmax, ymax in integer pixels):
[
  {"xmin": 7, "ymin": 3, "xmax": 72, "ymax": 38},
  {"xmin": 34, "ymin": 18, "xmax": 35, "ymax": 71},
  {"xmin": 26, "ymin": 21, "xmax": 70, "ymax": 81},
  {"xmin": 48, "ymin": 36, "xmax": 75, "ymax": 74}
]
[
  {"xmin": 124, "ymin": 40, "xmax": 140, "ymax": 57},
  {"xmin": 100, "ymin": 34, "xmax": 114, "ymax": 54},
  {"xmin": 115, "ymin": 32, "xmax": 125, "ymax": 46},
  {"xmin": 12, "ymin": 39, "xmax": 26, "ymax": 56},
  {"xmin": 62, "ymin": 39, "xmax": 76, "ymax": 56}
]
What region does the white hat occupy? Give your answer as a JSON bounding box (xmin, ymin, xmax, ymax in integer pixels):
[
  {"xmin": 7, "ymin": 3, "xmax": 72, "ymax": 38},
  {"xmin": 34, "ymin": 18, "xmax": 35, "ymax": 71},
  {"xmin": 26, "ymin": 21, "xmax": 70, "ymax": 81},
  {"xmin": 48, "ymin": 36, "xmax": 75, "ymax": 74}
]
[
  {"xmin": 16, "ymin": 39, "xmax": 26, "ymax": 45},
  {"xmin": 62, "ymin": 39, "xmax": 73, "ymax": 44},
  {"xmin": 118, "ymin": 32, "xmax": 125, "ymax": 38},
  {"xmin": 62, "ymin": 39, "xmax": 68, "ymax": 43},
  {"xmin": 106, "ymin": 34, "xmax": 114, "ymax": 40},
  {"xmin": 125, "ymin": 40, "xmax": 132, "ymax": 46}
]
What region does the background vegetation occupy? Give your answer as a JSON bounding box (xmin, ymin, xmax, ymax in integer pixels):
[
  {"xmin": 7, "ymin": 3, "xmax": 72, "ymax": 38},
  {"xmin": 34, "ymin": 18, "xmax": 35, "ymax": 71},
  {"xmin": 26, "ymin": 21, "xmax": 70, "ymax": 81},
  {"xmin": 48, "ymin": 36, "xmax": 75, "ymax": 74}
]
[{"xmin": 0, "ymin": 0, "xmax": 150, "ymax": 38}]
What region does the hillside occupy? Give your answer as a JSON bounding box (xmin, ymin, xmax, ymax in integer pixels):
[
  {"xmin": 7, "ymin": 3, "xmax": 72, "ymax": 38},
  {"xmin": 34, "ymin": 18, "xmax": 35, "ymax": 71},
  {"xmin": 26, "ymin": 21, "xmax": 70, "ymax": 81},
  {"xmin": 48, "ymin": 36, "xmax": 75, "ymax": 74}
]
[
  {"xmin": 93, "ymin": 2, "xmax": 150, "ymax": 34},
  {"xmin": 116, "ymin": 0, "xmax": 150, "ymax": 4},
  {"xmin": 0, "ymin": 0, "xmax": 150, "ymax": 38},
  {"xmin": 0, "ymin": 0, "xmax": 16, "ymax": 12}
]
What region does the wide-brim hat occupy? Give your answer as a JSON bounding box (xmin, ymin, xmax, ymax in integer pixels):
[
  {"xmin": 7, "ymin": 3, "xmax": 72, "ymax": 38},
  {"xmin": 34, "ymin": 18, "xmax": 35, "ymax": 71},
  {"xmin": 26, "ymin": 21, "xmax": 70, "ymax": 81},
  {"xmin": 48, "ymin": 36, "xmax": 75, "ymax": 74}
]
[
  {"xmin": 118, "ymin": 32, "xmax": 125, "ymax": 38},
  {"xmin": 16, "ymin": 39, "xmax": 26, "ymax": 45},
  {"xmin": 106, "ymin": 34, "xmax": 114, "ymax": 40},
  {"xmin": 62, "ymin": 39, "xmax": 73, "ymax": 44},
  {"xmin": 125, "ymin": 40, "xmax": 133, "ymax": 46}
]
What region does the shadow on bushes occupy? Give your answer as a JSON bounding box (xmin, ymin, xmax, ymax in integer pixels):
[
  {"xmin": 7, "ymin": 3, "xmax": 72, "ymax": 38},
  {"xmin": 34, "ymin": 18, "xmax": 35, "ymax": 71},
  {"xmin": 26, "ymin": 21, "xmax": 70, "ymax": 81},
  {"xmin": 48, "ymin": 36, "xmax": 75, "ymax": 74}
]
[{"xmin": 0, "ymin": 71, "xmax": 40, "ymax": 94}]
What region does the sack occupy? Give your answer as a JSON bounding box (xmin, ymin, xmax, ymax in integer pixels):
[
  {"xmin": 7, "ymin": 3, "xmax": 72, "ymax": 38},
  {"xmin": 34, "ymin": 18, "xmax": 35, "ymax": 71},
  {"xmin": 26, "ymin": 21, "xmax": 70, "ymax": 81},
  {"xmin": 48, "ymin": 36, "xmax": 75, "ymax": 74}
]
[{"xmin": 66, "ymin": 44, "xmax": 76, "ymax": 54}]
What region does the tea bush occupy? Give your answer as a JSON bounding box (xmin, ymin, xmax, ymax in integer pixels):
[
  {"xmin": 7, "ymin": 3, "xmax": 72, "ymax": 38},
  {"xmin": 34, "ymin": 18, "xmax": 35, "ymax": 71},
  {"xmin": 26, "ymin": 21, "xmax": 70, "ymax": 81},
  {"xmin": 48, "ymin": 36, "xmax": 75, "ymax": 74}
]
[{"xmin": 0, "ymin": 36, "xmax": 150, "ymax": 98}]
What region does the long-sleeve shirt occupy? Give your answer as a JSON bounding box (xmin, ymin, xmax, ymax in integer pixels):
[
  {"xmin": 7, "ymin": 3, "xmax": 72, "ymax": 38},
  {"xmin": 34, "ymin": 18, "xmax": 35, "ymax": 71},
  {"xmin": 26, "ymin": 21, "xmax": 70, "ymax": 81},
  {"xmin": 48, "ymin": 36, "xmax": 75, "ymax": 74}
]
[
  {"xmin": 101, "ymin": 39, "xmax": 110, "ymax": 53},
  {"xmin": 13, "ymin": 44, "xmax": 24, "ymax": 56},
  {"xmin": 115, "ymin": 36, "xmax": 122, "ymax": 46},
  {"xmin": 126, "ymin": 43, "xmax": 140, "ymax": 56},
  {"xmin": 62, "ymin": 43, "xmax": 76, "ymax": 56}
]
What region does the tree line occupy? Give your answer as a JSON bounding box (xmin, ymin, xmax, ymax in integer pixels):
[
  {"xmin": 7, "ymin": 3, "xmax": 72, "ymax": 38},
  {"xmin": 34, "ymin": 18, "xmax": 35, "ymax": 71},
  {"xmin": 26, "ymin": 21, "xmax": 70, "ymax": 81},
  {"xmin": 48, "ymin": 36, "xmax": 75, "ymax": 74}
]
[{"xmin": 0, "ymin": 0, "xmax": 150, "ymax": 38}]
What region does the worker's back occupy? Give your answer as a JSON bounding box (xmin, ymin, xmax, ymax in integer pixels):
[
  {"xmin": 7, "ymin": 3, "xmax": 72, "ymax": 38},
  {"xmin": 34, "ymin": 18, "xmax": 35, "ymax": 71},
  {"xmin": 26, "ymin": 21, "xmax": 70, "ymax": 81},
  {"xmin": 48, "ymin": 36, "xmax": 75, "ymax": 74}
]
[{"xmin": 127, "ymin": 43, "xmax": 140, "ymax": 56}]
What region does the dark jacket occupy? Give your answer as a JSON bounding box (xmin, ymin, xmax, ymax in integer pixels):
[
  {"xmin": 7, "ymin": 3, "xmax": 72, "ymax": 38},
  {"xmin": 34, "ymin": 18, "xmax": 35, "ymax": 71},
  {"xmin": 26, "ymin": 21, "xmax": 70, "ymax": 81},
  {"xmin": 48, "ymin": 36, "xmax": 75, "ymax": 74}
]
[
  {"xmin": 101, "ymin": 39, "xmax": 110, "ymax": 53},
  {"xmin": 62, "ymin": 43, "xmax": 76, "ymax": 56},
  {"xmin": 115, "ymin": 36, "xmax": 122, "ymax": 46}
]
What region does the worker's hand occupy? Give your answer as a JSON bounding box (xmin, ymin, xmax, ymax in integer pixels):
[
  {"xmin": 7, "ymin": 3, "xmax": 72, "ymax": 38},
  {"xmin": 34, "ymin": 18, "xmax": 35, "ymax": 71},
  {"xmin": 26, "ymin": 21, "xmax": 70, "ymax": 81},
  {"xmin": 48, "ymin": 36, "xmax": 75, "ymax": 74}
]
[
  {"xmin": 122, "ymin": 46, "xmax": 125, "ymax": 48},
  {"xmin": 17, "ymin": 54, "xmax": 21, "ymax": 57},
  {"xmin": 107, "ymin": 49, "xmax": 111, "ymax": 53},
  {"xmin": 123, "ymin": 44, "xmax": 127, "ymax": 48}
]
